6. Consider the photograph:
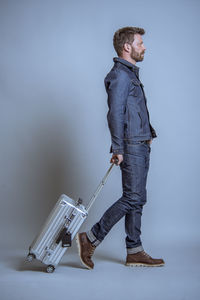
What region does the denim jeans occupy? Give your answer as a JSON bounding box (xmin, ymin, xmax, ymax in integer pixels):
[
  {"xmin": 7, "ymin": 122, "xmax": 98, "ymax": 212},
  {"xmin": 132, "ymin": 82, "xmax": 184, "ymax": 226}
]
[{"xmin": 86, "ymin": 140, "xmax": 151, "ymax": 254}]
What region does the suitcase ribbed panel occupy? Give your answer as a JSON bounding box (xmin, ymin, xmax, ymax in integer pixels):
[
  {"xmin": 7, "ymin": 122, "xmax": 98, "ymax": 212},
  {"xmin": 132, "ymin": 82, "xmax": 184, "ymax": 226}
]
[
  {"xmin": 30, "ymin": 194, "xmax": 87, "ymax": 266},
  {"xmin": 31, "ymin": 200, "xmax": 72, "ymax": 255},
  {"xmin": 44, "ymin": 212, "xmax": 87, "ymax": 266}
]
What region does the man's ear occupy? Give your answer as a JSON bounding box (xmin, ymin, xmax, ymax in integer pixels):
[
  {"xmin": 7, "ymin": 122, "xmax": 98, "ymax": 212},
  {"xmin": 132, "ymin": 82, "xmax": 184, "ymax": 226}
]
[{"xmin": 123, "ymin": 42, "xmax": 131, "ymax": 53}]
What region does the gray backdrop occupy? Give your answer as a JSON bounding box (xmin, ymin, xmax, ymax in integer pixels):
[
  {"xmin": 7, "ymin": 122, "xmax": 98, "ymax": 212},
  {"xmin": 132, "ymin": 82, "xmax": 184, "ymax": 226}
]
[{"xmin": 0, "ymin": 0, "xmax": 199, "ymax": 299}]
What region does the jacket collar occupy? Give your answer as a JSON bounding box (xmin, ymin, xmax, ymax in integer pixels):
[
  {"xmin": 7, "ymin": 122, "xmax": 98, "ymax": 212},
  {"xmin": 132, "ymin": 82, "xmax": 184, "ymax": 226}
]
[{"xmin": 113, "ymin": 57, "xmax": 140, "ymax": 78}]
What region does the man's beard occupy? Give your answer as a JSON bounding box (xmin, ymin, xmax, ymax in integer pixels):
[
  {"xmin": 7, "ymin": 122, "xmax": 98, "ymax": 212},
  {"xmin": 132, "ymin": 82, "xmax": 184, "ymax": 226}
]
[{"xmin": 130, "ymin": 46, "xmax": 144, "ymax": 62}]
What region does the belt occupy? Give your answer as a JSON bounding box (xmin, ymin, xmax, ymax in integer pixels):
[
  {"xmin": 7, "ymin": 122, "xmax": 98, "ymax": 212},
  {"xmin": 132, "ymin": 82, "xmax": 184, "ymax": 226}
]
[
  {"xmin": 138, "ymin": 140, "xmax": 150, "ymax": 144},
  {"xmin": 125, "ymin": 140, "xmax": 150, "ymax": 145}
]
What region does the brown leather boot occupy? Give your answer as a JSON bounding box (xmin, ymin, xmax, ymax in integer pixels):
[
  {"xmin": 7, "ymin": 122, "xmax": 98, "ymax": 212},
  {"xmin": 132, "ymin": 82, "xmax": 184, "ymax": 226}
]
[
  {"xmin": 76, "ymin": 232, "xmax": 96, "ymax": 269},
  {"xmin": 125, "ymin": 250, "xmax": 165, "ymax": 267}
]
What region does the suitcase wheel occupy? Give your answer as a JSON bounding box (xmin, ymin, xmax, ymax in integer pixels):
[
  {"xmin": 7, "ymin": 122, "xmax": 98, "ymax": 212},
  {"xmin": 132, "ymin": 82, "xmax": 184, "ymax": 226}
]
[
  {"xmin": 26, "ymin": 253, "xmax": 36, "ymax": 262},
  {"xmin": 46, "ymin": 265, "xmax": 55, "ymax": 273}
]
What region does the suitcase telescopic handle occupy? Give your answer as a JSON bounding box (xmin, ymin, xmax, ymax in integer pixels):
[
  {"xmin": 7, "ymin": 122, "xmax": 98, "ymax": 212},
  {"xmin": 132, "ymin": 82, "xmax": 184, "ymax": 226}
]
[{"xmin": 86, "ymin": 158, "xmax": 119, "ymax": 212}]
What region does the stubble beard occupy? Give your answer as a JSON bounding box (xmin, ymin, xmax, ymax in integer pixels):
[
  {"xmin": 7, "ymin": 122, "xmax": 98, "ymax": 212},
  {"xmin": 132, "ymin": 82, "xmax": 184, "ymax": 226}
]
[{"xmin": 130, "ymin": 46, "xmax": 144, "ymax": 62}]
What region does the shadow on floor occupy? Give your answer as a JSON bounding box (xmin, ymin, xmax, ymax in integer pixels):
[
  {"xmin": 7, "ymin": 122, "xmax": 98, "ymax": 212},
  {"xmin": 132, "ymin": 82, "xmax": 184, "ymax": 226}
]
[{"xmin": 5, "ymin": 250, "xmax": 124, "ymax": 273}]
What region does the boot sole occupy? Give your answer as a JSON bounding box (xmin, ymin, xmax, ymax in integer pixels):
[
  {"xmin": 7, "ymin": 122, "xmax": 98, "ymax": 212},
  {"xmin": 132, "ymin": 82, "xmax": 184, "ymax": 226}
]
[
  {"xmin": 125, "ymin": 262, "xmax": 165, "ymax": 267},
  {"xmin": 75, "ymin": 233, "xmax": 93, "ymax": 270}
]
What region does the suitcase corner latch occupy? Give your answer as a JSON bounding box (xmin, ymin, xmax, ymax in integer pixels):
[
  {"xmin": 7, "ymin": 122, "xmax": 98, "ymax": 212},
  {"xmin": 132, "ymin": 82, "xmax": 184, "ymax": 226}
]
[{"xmin": 76, "ymin": 197, "xmax": 83, "ymax": 206}]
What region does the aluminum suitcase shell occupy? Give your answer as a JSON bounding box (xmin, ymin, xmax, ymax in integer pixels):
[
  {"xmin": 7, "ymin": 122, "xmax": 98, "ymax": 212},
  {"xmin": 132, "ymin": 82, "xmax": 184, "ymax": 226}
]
[
  {"xmin": 26, "ymin": 160, "xmax": 117, "ymax": 272},
  {"xmin": 28, "ymin": 194, "xmax": 88, "ymax": 269}
]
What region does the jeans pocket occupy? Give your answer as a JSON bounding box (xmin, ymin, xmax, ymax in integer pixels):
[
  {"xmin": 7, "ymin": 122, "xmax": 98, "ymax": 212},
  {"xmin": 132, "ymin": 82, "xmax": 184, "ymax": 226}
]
[{"xmin": 145, "ymin": 143, "xmax": 151, "ymax": 152}]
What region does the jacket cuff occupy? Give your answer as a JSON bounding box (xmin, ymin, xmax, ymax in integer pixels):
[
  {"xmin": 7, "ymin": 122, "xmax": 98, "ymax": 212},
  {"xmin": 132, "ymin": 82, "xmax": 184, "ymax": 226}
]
[
  {"xmin": 112, "ymin": 149, "xmax": 124, "ymax": 155},
  {"xmin": 149, "ymin": 124, "xmax": 157, "ymax": 138},
  {"xmin": 109, "ymin": 145, "xmax": 124, "ymax": 155}
]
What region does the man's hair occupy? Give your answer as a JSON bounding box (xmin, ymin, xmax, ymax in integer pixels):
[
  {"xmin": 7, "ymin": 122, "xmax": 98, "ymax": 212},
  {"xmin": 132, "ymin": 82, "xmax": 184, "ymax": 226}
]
[{"xmin": 113, "ymin": 26, "xmax": 145, "ymax": 56}]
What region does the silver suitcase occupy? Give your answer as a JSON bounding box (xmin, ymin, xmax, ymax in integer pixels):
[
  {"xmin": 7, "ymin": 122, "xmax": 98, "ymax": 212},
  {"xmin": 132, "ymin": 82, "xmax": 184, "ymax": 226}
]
[{"xmin": 26, "ymin": 160, "xmax": 118, "ymax": 273}]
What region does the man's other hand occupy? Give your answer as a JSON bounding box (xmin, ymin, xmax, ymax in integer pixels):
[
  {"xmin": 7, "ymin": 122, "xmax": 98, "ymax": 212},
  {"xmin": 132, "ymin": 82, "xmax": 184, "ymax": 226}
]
[{"xmin": 110, "ymin": 154, "xmax": 123, "ymax": 166}]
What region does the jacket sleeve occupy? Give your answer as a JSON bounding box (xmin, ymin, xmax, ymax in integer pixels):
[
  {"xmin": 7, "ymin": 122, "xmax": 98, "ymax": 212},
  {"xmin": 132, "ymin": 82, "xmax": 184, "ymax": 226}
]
[{"xmin": 105, "ymin": 71, "xmax": 130, "ymax": 155}]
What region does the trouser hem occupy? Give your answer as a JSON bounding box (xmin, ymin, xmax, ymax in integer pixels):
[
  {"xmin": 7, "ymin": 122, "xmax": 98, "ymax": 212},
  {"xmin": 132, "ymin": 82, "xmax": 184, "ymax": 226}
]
[
  {"xmin": 127, "ymin": 245, "xmax": 144, "ymax": 254},
  {"xmin": 86, "ymin": 230, "xmax": 101, "ymax": 247}
]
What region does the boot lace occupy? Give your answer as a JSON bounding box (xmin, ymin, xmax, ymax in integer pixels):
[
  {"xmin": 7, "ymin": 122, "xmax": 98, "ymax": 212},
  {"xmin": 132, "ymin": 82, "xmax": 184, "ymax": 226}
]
[
  {"xmin": 88, "ymin": 245, "xmax": 96, "ymax": 257},
  {"xmin": 142, "ymin": 251, "xmax": 152, "ymax": 259}
]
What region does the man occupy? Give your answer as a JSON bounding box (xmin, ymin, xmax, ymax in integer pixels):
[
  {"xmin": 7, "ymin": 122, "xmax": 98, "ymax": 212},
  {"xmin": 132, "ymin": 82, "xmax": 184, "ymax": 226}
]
[{"xmin": 76, "ymin": 27, "xmax": 165, "ymax": 269}]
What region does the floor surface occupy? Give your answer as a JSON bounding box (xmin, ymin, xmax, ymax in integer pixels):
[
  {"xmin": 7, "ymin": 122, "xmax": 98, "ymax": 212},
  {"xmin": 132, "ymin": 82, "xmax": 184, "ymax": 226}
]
[{"xmin": 0, "ymin": 241, "xmax": 199, "ymax": 300}]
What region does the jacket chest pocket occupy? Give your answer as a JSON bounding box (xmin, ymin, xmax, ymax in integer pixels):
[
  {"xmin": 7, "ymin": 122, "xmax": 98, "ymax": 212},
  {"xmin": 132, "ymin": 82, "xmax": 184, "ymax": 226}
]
[{"xmin": 129, "ymin": 78, "xmax": 144, "ymax": 97}]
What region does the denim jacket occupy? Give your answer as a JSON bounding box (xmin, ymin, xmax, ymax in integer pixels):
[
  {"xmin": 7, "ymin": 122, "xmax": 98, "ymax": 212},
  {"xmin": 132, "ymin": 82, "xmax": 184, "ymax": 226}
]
[{"xmin": 104, "ymin": 57, "xmax": 157, "ymax": 155}]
